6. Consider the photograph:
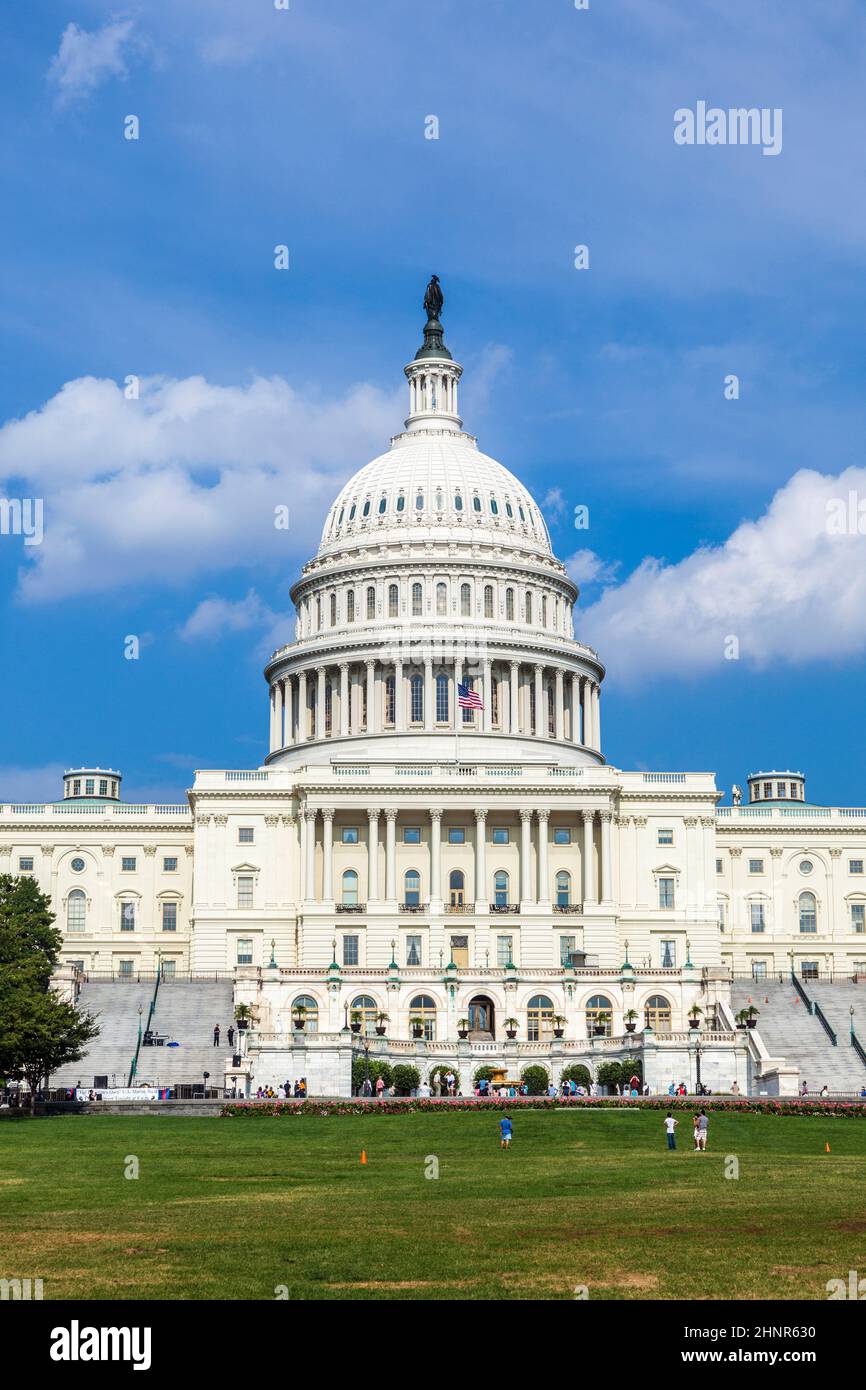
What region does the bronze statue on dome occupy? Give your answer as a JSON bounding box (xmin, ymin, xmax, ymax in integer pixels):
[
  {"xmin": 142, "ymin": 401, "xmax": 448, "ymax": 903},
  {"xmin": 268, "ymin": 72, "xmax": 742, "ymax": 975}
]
[{"xmin": 423, "ymin": 275, "xmax": 444, "ymax": 322}]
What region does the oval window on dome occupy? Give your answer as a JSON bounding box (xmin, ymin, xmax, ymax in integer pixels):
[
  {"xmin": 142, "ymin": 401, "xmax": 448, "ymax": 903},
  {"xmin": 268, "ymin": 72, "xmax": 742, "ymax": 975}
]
[
  {"xmin": 490, "ymin": 498, "xmax": 499, "ymax": 515},
  {"xmin": 454, "ymin": 493, "xmax": 463, "ymax": 511},
  {"xmin": 349, "ymin": 503, "xmax": 356, "ymax": 521},
  {"xmin": 505, "ymin": 501, "xmax": 513, "ymax": 518},
  {"xmin": 337, "ymin": 507, "xmax": 344, "ymax": 525},
  {"xmin": 435, "ymin": 489, "xmax": 444, "ymax": 511},
  {"xmin": 415, "ymin": 493, "xmax": 424, "ymax": 511},
  {"xmin": 362, "ymin": 500, "xmax": 371, "ymax": 518},
  {"xmin": 472, "ymin": 495, "xmax": 481, "ymax": 513},
  {"xmin": 378, "ymin": 495, "xmax": 387, "ymax": 515},
  {"xmin": 396, "ymin": 494, "xmax": 405, "ymax": 512},
  {"xmin": 518, "ymin": 504, "xmax": 526, "ymax": 522}
]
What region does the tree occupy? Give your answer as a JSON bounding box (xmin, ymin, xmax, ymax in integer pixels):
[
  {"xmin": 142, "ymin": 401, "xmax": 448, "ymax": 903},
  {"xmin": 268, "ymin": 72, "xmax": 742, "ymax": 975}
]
[
  {"xmin": 596, "ymin": 1061, "xmax": 624, "ymax": 1092},
  {"xmin": 0, "ymin": 875, "xmax": 98, "ymax": 1112},
  {"xmin": 429, "ymin": 1064, "xmax": 459, "ymax": 1093},
  {"xmin": 351, "ymin": 1057, "xmax": 392, "ymax": 1094},
  {"xmin": 392, "ymin": 1064, "xmax": 420, "ymax": 1096},
  {"xmin": 520, "ymin": 1064, "xmax": 549, "ymax": 1096},
  {"xmin": 560, "ymin": 1063, "xmax": 591, "ymax": 1088},
  {"xmin": 472, "ymin": 1065, "xmax": 498, "ymax": 1085}
]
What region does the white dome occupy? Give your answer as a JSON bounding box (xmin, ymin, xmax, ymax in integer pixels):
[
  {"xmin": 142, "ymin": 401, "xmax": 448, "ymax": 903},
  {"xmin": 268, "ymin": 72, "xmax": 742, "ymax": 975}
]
[{"xmin": 318, "ymin": 434, "xmax": 552, "ymax": 559}]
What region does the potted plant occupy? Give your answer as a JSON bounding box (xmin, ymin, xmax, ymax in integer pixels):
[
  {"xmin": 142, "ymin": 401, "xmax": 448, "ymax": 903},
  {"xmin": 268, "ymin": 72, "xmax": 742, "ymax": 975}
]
[
  {"xmin": 375, "ymin": 1011, "xmax": 389, "ymax": 1037},
  {"xmin": 504, "ymin": 1017, "xmax": 518, "ymax": 1040},
  {"xmin": 350, "ymin": 1010, "xmax": 362, "ymax": 1034},
  {"xmin": 552, "ymin": 1014, "xmax": 566, "ymax": 1038},
  {"xmin": 734, "ymin": 1008, "xmax": 749, "ymax": 1030},
  {"xmin": 234, "ymin": 1003, "xmax": 252, "ymax": 1032},
  {"xmin": 624, "ymin": 1009, "xmax": 639, "ymax": 1033},
  {"xmin": 410, "ymin": 1017, "xmax": 425, "ymax": 1039},
  {"xmin": 744, "ymin": 1004, "xmax": 759, "ymax": 1028},
  {"xmin": 292, "ymin": 1003, "xmax": 307, "ymax": 1031},
  {"xmin": 688, "ymin": 1005, "xmax": 703, "ymax": 1030},
  {"xmin": 593, "ymin": 1011, "xmax": 610, "ymax": 1037},
  {"xmin": 457, "ymin": 1017, "xmax": 469, "ymax": 1039}
]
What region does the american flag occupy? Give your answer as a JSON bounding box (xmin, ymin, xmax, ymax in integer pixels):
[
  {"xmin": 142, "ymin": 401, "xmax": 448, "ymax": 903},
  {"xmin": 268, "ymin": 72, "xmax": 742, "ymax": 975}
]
[{"xmin": 457, "ymin": 681, "xmax": 483, "ymax": 711}]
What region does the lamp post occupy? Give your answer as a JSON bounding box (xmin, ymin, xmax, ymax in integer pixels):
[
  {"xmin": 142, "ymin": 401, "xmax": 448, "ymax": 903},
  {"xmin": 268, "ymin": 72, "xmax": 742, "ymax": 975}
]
[
  {"xmin": 850, "ymin": 1005, "xmax": 856, "ymax": 1045},
  {"xmin": 694, "ymin": 1038, "xmax": 703, "ymax": 1096},
  {"xmin": 203, "ymin": 1070, "xmax": 210, "ymax": 1099}
]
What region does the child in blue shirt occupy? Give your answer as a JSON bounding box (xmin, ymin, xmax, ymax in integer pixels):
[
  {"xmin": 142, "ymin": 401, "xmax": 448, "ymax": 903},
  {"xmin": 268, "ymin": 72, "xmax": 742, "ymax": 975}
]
[{"xmin": 500, "ymin": 1115, "xmax": 513, "ymax": 1149}]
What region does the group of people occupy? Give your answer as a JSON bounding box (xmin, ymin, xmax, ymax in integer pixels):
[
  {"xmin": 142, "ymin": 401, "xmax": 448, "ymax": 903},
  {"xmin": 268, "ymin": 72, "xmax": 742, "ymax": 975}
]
[
  {"xmin": 664, "ymin": 1110, "xmax": 710, "ymax": 1151},
  {"xmin": 254, "ymin": 1079, "xmax": 307, "ymax": 1100},
  {"xmin": 212, "ymin": 1024, "xmax": 236, "ymax": 1048}
]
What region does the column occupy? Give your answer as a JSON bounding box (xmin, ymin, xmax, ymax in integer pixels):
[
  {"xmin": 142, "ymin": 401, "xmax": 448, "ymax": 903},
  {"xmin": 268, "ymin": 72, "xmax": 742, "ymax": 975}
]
[
  {"xmin": 582, "ymin": 810, "xmax": 596, "ymax": 905},
  {"xmin": 365, "ymin": 660, "xmax": 376, "ymax": 733},
  {"xmin": 570, "ymin": 672, "xmax": 581, "ymax": 742},
  {"xmin": 322, "ymin": 809, "xmax": 334, "ymax": 902},
  {"xmin": 424, "ymin": 657, "xmax": 434, "ymax": 731},
  {"xmin": 274, "ymin": 680, "xmax": 284, "ymax": 750},
  {"xmin": 520, "ymin": 808, "xmax": 534, "ymax": 904},
  {"xmin": 533, "ymin": 664, "xmax": 544, "ymax": 736},
  {"xmin": 394, "ymin": 657, "xmax": 404, "ymax": 731},
  {"xmin": 429, "ymin": 809, "xmax": 442, "ymax": 906},
  {"xmin": 367, "ymin": 811, "xmax": 380, "ymax": 901},
  {"xmin": 299, "ymin": 809, "xmax": 307, "ymax": 901},
  {"xmin": 339, "ymin": 663, "xmax": 349, "ymax": 737},
  {"xmin": 582, "ymin": 677, "xmax": 594, "ymax": 749},
  {"xmin": 537, "ymin": 809, "xmax": 550, "ymax": 907},
  {"xmin": 269, "ymin": 683, "xmax": 276, "ymax": 752},
  {"xmin": 297, "ymin": 670, "xmax": 307, "ymax": 742},
  {"xmin": 592, "ymin": 682, "xmax": 601, "ymax": 752},
  {"xmin": 385, "ymin": 809, "xmax": 398, "ymax": 903},
  {"xmin": 554, "ymin": 668, "xmax": 564, "ymax": 742},
  {"xmin": 475, "ymin": 809, "xmax": 487, "ymax": 911},
  {"xmin": 600, "ymin": 810, "xmax": 613, "ymax": 903},
  {"xmin": 509, "ymin": 662, "xmax": 520, "ymax": 735},
  {"xmin": 483, "ymin": 659, "xmax": 493, "ymax": 732},
  {"xmin": 283, "ymin": 677, "xmax": 293, "ymax": 745},
  {"xmin": 316, "ymin": 667, "xmax": 326, "ymax": 739},
  {"xmin": 305, "ymin": 808, "xmax": 317, "ymax": 903}
]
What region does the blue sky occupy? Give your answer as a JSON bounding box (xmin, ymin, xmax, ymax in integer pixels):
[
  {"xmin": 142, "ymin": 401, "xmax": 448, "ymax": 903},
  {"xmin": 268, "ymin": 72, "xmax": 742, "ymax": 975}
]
[{"xmin": 2, "ymin": 0, "xmax": 866, "ymax": 804}]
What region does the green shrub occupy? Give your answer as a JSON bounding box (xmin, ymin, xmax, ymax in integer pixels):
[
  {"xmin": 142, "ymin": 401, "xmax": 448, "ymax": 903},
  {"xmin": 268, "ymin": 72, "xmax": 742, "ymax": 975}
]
[
  {"xmin": 392, "ymin": 1064, "xmax": 421, "ymax": 1096},
  {"xmin": 428, "ymin": 1065, "xmax": 459, "ymax": 1092},
  {"xmin": 520, "ymin": 1064, "xmax": 550, "ymax": 1096},
  {"xmin": 596, "ymin": 1061, "xmax": 624, "ymax": 1091},
  {"xmin": 472, "ymin": 1065, "xmax": 498, "ymax": 1085},
  {"xmin": 351, "ymin": 1058, "xmax": 392, "ymax": 1094},
  {"xmin": 559, "ymin": 1064, "xmax": 591, "ymax": 1088}
]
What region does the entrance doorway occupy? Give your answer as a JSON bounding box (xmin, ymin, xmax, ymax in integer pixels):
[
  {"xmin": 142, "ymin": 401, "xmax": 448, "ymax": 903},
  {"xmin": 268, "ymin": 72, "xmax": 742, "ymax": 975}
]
[{"xmin": 467, "ymin": 994, "xmax": 495, "ymax": 1038}]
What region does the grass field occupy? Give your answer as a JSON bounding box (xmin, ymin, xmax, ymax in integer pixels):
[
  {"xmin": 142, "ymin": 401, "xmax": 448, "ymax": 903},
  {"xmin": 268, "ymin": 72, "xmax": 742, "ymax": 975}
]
[{"xmin": 1, "ymin": 1109, "xmax": 865, "ymax": 1300}]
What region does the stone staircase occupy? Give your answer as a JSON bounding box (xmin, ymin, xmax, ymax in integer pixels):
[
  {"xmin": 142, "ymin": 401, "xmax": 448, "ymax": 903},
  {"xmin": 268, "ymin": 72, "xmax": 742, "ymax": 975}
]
[
  {"xmin": 732, "ymin": 979, "xmax": 866, "ymax": 1093},
  {"xmin": 52, "ymin": 978, "xmax": 235, "ymax": 1090}
]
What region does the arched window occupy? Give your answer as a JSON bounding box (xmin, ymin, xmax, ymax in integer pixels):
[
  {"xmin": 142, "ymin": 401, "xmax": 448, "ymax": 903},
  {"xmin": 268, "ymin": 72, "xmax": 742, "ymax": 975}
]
[
  {"xmin": 585, "ymin": 994, "xmax": 613, "ymax": 1037},
  {"xmin": 644, "ymin": 994, "xmax": 672, "ymax": 1032},
  {"xmin": 349, "ymin": 503, "xmax": 356, "ymax": 521},
  {"xmin": 67, "ymin": 889, "xmax": 86, "ymax": 932},
  {"xmin": 341, "ymin": 869, "xmax": 359, "ymax": 906},
  {"xmin": 541, "ymin": 594, "xmax": 548, "ymax": 626},
  {"xmin": 366, "ymin": 585, "xmax": 375, "ymax": 620},
  {"xmin": 449, "ymin": 869, "xmax": 465, "ymax": 906},
  {"xmin": 799, "ymin": 891, "xmax": 817, "ymax": 933},
  {"xmin": 527, "ymin": 994, "xmax": 555, "ymax": 1041},
  {"xmin": 460, "ymin": 582, "xmax": 471, "ymax": 617},
  {"xmin": 396, "ymin": 493, "xmax": 405, "ymax": 513},
  {"xmin": 351, "ymin": 995, "xmax": 378, "ymax": 1036},
  {"xmin": 362, "ymin": 499, "xmax": 371, "ymax": 518},
  {"xmin": 454, "ymin": 492, "xmax": 463, "ymax": 512},
  {"xmin": 505, "ymin": 588, "xmax": 515, "ymax": 621},
  {"xmin": 436, "ymin": 672, "xmax": 449, "ymax": 722},
  {"xmin": 329, "ymin": 592, "xmax": 337, "ymax": 626},
  {"xmin": 494, "ymin": 870, "xmax": 510, "ymax": 908},
  {"xmin": 525, "ymin": 591, "xmax": 533, "ymax": 625},
  {"xmin": 412, "ymin": 581, "xmax": 423, "ymax": 616},
  {"xmin": 484, "ymin": 584, "xmax": 494, "ymax": 619},
  {"xmin": 388, "ymin": 583, "xmax": 399, "ymax": 618},
  {"xmin": 292, "ymin": 995, "xmax": 318, "ymax": 1032},
  {"xmin": 436, "ymin": 582, "xmax": 447, "ymax": 616},
  {"xmin": 461, "ymin": 677, "xmax": 476, "ymax": 724},
  {"xmin": 384, "ymin": 674, "xmax": 395, "ymax": 726},
  {"xmin": 415, "ymin": 492, "xmax": 424, "ymax": 511},
  {"xmin": 490, "ymin": 497, "xmax": 499, "ymax": 516},
  {"xmin": 378, "ymin": 495, "xmax": 387, "ymax": 515},
  {"xmin": 555, "ymin": 870, "xmax": 571, "ymax": 908},
  {"xmin": 409, "ymin": 993, "xmax": 436, "ymax": 1040},
  {"xmin": 324, "ymin": 680, "xmax": 333, "ymax": 734},
  {"xmin": 347, "ymin": 590, "xmax": 355, "ymax": 623},
  {"xmin": 547, "ymin": 683, "xmax": 555, "ymax": 735},
  {"xmin": 410, "ymin": 673, "xmax": 423, "ymax": 724},
  {"xmin": 404, "ymin": 869, "xmax": 421, "ymax": 907},
  {"xmin": 472, "ymin": 495, "xmax": 481, "ymax": 513}
]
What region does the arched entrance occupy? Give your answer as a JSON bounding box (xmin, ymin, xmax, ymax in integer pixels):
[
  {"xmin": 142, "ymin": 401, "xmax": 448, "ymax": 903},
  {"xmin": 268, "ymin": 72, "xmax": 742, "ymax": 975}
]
[{"xmin": 467, "ymin": 995, "xmax": 495, "ymax": 1038}]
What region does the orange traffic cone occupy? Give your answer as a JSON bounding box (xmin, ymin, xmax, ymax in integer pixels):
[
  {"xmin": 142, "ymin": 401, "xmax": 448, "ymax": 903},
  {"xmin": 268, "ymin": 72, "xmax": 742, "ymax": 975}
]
[
  {"xmin": 361, "ymin": 1150, "xmax": 368, "ymax": 1165},
  {"xmin": 825, "ymin": 1142, "xmax": 831, "ymax": 1153}
]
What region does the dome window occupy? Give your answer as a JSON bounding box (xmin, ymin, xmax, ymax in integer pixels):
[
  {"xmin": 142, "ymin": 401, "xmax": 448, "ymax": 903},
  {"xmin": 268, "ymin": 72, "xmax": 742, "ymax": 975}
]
[
  {"xmin": 454, "ymin": 493, "xmax": 463, "ymax": 512},
  {"xmin": 415, "ymin": 493, "xmax": 424, "ymax": 511},
  {"xmin": 362, "ymin": 500, "xmax": 371, "ymax": 518},
  {"xmin": 472, "ymin": 495, "xmax": 482, "ymax": 513},
  {"xmin": 349, "ymin": 503, "xmax": 356, "ymax": 521},
  {"xmin": 490, "ymin": 498, "xmax": 499, "ymax": 515},
  {"xmin": 505, "ymin": 501, "xmax": 513, "ymax": 518},
  {"xmin": 518, "ymin": 505, "xmax": 526, "ymax": 522},
  {"xmin": 396, "ymin": 494, "xmax": 405, "ymax": 513},
  {"xmin": 435, "ymin": 489, "xmax": 444, "ymax": 512},
  {"xmin": 378, "ymin": 495, "xmax": 387, "ymax": 515},
  {"xmin": 337, "ymin": 507, "xmax": 344, "ymax": 525}
]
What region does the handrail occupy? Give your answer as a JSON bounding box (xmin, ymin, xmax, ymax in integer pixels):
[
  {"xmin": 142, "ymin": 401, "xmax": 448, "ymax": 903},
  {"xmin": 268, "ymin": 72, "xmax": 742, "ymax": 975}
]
[
  {"xmin": 792, "ymin": 971, "xmax": 838, "ymax": 1045},
  {"xmin": 144, "ymin": 970, "xmax": 160, "ymax": 1037},
  {"xmin": 127, "ymin": 1015, "xmax": 143, "ymax": 1087},
  {"xmin": 790, "ymin": 971, "xmax": 811, "ymax": 1008},
  {"xmin": 851, "ymin": 1030, "xmax": 866, "ymax": 1068}
]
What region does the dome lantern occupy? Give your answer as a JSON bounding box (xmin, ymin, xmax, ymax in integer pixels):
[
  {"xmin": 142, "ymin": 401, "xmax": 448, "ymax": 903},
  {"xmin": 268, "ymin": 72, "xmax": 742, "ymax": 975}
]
[{"xmin": 404, "ymin": 276, "xmax": 462, "ymax": 433}]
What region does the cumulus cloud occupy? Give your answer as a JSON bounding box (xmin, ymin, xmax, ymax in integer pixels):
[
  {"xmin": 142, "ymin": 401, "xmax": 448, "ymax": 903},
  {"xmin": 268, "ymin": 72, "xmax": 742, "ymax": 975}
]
[
  {"xmin": 580, "ymin": 466, "xmax": 866, "ymax": 683},
  {"xmin": 565, "ymin": 548, "xmax": 621, "ymax": 588},
  {"xmin": 180, "ymin": 590, "xmax": 276, "ymax": 642},
  {"xmin": 47, "ymin": 19, "xmax": 140, "ymax": 106},
  {"xmin": 0, "ymin": 373, "xmax": 399, "ymax": 602}
]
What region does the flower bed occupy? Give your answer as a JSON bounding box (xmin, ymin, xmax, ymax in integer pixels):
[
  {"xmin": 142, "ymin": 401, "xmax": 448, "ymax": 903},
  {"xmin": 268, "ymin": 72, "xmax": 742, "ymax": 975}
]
[{"xmin": 222, "ymin": 1095, "xmax": 866, "ymax": 1118}]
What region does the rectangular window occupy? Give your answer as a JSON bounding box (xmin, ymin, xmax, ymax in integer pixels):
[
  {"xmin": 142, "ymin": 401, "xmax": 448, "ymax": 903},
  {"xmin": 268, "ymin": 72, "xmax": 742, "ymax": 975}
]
[
  {"xmin": 72, "ymin": 780, "xmax": 80, "ymax": 796},
  {"xmin": 657, "ymin": 829, "xmax": 674, "ymax": 846},
  {"xmin": 238, "ymin": 827, "xmax": 254, "ymax": 844},
  {"xmin": 718, "ymin": 901, "xmax": 726, "ymax": 930},
  {"xmin": 496, "ymin": 934, "xmax": 513, "ymax": 967},
  {"xmin": 850, "ymin": 860, "xmax": 864, "ymax": 875},
  {"xmin": 236, "ymin": 938, "xmax": 253, "ymax": 966},
  {"xmin": 161, "ymin": 959, "xmax": 177, "ymax": 978},
  {"xmin": 553, "ymin": 828, "xmax": 571, "ymax": 846},
  {"xmin": 763, "ymin": 782, "xmax": 772, "ymax": 798},
  {"xmin": 751, "ymin": 960, "xmax": 768, "ymax": 980},
  {"xmin": 18, "ymin": 857, "xmax": 34, "ymax": 871},
  {"xmin": 658, "ymin": 877, "xmax": 675, "ymax": 909},
  {"xmin": 406, "ymin": 934, "xmax": 421, "ymax": 966},
  {"xmin": 403, "ymin": 826, "xmax": 421, "ymax": 845},
  {"xmin": 118, "ymin": 959, "xmax": 134, "ymax": 977},
  {"xmin": 121, "ymin": 857, "xmax": 136, "ymax": 872},
  {"xmin": 800, "ymin": 960, "xmax": 819, "ymax": 980},
  {"xmin": 559, "ymin": 935, "xmax": 576, "ymax": 966},
  {"xmin": 342, "ymin": 935, "xmax": 359, "ymax": 967},
  {"xmin": 85, "ymin": 779, "xmax": 95, "ymax": 795},
  {"xmin": 776, "ymin": 782, "xmax": 786, "ymax": 799},
  {"xmin": 161, "ymin": 902, "xmax": 177, "ymax": 932},
  {"xmin": 660, "ymin": 939, "xmax": 677, "ymax": 968},
  {"xmin": 237, "ymin": 875, "xmax": 254, "ymax": 909},
  {"xmin": 120, "ymin": 902, "xmax": 136, "ymax": 931},
  {"xmin": 67, "ymin": 959, "xmax": 85, "ymax": 972},
  {"xmin": 852, "ymin": 903, "xmax": 866, "ymax": 933},
  {"xmin": 750, "ymin": 902, "xmax": 765, "ymax": 933},
  {"xmin": 99, "ymin": 779, "xmax": 108, "ymax": 796},
  {"xmin": 342, "ymin": 827, "xmax": 359, "ymax": 845},
  {"xmin": 716, "ymin": 858, "xmax": 723, "ymax": 874},
  {"xmin": 748, "ymin": 859, "xmax": 764, "ymax": 874},
  {"xmin": 492, "ymin": 827, "xmax": 509, "ymax": 845},
  {"xmin": 448, "ymin": 827, "xmax": 465, "ymax": 845},
  {"xmin": 163, "ymin": 857, "xmax": 178, "ymax": 873}
]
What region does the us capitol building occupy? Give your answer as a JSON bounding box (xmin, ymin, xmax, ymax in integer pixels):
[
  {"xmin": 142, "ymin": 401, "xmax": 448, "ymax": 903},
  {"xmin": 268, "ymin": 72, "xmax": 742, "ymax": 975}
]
[{"xmin": 10, "ymin": 286, "xmax": 866, "ymax": 1096}]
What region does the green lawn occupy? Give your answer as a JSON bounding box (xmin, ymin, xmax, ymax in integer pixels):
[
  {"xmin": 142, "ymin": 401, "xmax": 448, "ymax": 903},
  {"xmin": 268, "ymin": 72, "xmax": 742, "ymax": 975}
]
[{"xmin": 1, "ymin": 1109, "xmax": 864, "ymax": 1300}]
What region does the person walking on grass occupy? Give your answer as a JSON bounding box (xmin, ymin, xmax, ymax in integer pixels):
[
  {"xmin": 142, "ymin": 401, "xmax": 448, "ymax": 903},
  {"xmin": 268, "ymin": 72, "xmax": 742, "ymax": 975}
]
[
  {"xmin": 697, "ymin": 1110, "xmax": 709, "ymax": 1151},
  {"xmin": 500, "ymin": 1114, "xmax": 513, "ymax": 1149},
  {"xmin": 664, "ymin": 1113, "xmax": 678, "ymax": 1150}
]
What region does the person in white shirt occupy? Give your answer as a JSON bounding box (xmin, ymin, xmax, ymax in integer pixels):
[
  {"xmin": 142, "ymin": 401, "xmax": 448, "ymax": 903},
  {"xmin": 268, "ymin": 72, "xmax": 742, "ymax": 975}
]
[{"xmin": 664, "ymin": 1113, "xmax": 678, "ymax": 1151}]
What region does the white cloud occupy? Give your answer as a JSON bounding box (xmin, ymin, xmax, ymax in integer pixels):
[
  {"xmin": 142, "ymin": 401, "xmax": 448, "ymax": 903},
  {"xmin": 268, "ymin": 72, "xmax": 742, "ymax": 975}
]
[
  {"xmin": 580, "ymin": 466, "xmax": 866, "ymax": 683},
  {"xmin": 180, "ymin": 590, "xmax": 276, "ymax": 642},
  {"xmin": 47, "ymin": 19, "xmax": 139, "ymax": 106},
  {"xmin": 0, "ymin": 373, "xmax": 399, "ymax": 602},
  {"xmin": 0, "ymin": 763, "xmax": 67, "ymax": 802},
  {"xmin": 565, "ymin": 549, "xmax": 621, "ymax": 588}
]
